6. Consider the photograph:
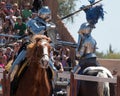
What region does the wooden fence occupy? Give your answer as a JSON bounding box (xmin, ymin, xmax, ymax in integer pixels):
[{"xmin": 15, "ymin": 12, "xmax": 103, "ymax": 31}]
[
  {"xmin": 0, "ymin": 69, "xmax": 10, "ymax": 96},
  {"xmin": 0, "ymin": 68, "xmax": 4, "ymax": 96},
  {"xmin": 0, "ymin": 69, "xmax": 120, "ymax": 96},
  {"xmin": 58, "ymin": 71, "xmax": 120, "ymax": 96}
]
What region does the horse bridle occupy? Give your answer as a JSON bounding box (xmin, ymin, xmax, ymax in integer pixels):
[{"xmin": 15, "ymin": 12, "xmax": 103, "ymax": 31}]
[{"xmin": 39, "ymin": 39, "xmax": 50, "ymax": 68}]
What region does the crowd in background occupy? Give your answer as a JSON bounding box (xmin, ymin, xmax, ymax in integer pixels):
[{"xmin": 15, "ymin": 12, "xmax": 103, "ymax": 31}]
[{"xmin": 0, "ymin": 0, "xmax": 72, "ymax": 72}]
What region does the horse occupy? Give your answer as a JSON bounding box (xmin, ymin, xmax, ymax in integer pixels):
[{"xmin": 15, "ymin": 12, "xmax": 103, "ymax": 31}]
[
  {"xmin": 77, "ymin": 66, "xmax": 114, "ymax": 96},
  {"xmin": 11, "ymin": 35, "xmax": 53, "ymax": 96}
]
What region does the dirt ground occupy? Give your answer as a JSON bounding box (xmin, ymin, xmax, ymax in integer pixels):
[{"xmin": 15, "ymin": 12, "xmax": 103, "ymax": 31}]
[{"xmin": 98, "ymin": 58, "xmax": 120, "ymax": 76}]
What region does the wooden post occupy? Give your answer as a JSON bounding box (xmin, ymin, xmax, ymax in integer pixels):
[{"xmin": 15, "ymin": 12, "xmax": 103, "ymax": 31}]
[
  {"xmin": 74, "ymin": 77, "xmax": 77, "ymax": 96},
  {"xmin": 1, "ymin": 72, "xmax": 4, "ymax": 96},
  {"xmin": 2, "ymin": 71, "xmax": 6, "ymax": 96},
  {"xmin": 6, "ymin": 73, "xmax": 10, "ymax": 96},
  {"xmin": 117, "ymin": 75, "xmax": 120, "ymax": 96},
  {"xmin": 70, "ymin": 71, "xmax": 74, "ymax": 96},
  {"xmin": 2, "ymin": 71, "xmax": 10, "ymax": 96},
  {"xmin": 70, "ymin": 71, "xmax": 78, "ymax": 96}
]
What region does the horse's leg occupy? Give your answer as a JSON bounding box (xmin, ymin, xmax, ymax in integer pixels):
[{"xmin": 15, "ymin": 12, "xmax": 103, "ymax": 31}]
[{"xmin": 97, "ymin": 71, "xmax": 110, "ymax": 96}]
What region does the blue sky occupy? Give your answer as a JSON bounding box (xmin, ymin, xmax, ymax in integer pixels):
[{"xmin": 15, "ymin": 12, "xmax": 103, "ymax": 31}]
[{"xmin": 64, "ymin": 0, "xmax": 120, "ymax": 53}]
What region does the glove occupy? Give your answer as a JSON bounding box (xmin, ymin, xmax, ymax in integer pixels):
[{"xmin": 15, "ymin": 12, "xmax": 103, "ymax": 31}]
[{"xmin": 46, "ymin": 23, "xmax": 56, "ymax": 30}]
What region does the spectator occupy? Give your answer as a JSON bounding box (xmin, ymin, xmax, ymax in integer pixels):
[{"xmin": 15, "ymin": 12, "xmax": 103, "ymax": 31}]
[
  {"xmin": 4, "ymin": 3, "xmax": 13, "ymax": 16},
  {"xmin": 60, "ymin": 47, "xmax": 71, "ymax": 67},
  {"xmin": 5, "ymin": 47, "xmax": 13, "ymax": 62},
  {"xmin": 12, "ymin": 3, "xmax": 20, "ymax": 17},
  {"xmin": 0, "ymin": 48, "xmax": 7, "ymax": 67},
  {"xmin": 54, "ymin": 55, "xmax": 64, "ymax": 73},
  {"xmin": 65, "ymin": 48, "xmax": 72, "ymax": 67},
  {"xmin": 0, "ymin": 36, "xmax": 6, "ymax": 45},
  {"xmin": 13, "ymin": 42, "xmax": 20, "ymax": 59},
  {"xmin": 61, "ymin": 54, "xmax": 69, "ymax": 67},
  {"xmin": 21, "ymin": 3, "xmax": 32, "ymax": 22},
  {"xmin": 5, "ymin": 14, "xmax": 16, "ymax": 28},
  {"xmin": 5, "ymin": 50, "xmax": 14, "ymax": 72},
  {"xmin": 0, "ymin": 9, "xmax": 6, "ymax": 33},
  {"xmin": 2, "ymin": 17, "xmax": 13, "ymax": 34},
  {"xmin": 14, "ymin": 16, "xmax": 27, "ymax": 36},
  {"xmin": 0, "ymin": 2, "xmax": 7, "ymax": 16}
]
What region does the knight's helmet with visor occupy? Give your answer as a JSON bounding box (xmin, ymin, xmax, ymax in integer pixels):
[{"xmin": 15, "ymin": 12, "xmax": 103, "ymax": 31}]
[
  {"xmin": 78, "ymin": 22, "xmax": 93, "ymax": 35},
  {"xmin": 77, "ymin": 22, "xmax": 94, "ymax": 52},
  {"xmin": 38, "ymin": 6, "xmax": 51, "ymax": 19}
]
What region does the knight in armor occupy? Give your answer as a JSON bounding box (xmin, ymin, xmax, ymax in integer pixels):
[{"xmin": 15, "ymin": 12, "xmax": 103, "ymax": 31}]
[
  {"xmin": 26, "ymin": 6, "xmax": 57, "ymax": 45},
  {"xmin": 74, "ymin": 22, "xmax": 100, "ymax": 74},
  {"xmin": 9, "ymin": 6, "xmax": 57, "ymax": 81},
  {"xmin": 74, "ymin": 0, "xmax": 104, "ymax": 73},
  {"xmin": 26, "ymin": 6, "xmax": 51, "ymax": 34}
]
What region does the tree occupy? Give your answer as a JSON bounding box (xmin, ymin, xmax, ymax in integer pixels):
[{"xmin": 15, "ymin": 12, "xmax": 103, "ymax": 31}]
[
  {"xmin": 108, "ymin": 44, "xmax": 114, "ymax": 53},
  {"xmin": 57, "ymin": 0, "xmax": 78, "ymax": 22},
  {"xmin": 96, "ymin": 51, "xmax": 104, "ymax": 58}
]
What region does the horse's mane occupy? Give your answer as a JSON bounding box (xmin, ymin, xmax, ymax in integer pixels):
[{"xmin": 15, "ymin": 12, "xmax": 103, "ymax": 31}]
[
  {"xmin": 20, "ymin": 35, "xmax": 52, "ymax": 96},
  {"xmin": 32, "ymin": 35, "xmax": 51, "ymax": 43}
]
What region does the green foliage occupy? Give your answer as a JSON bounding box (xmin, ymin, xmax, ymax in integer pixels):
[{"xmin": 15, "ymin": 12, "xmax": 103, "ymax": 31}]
[
  {"xmin": 96, "ymin": 51, "xmax": 104, "ymax": 58},
  {"xmin": 108, "ymin": 44, "xmax": 114, "ymax": 53},
  {"xmin": 96, "ymin": 51, "xmax": 120, "ymax": 59},
  {"xmin": 103, "ymin": 52, "xmax": 120, "ymax": 59},
  {"xmin": 57, "ymin": 0, "xmax": 77, "ymax": 22},
  {"xmin": 96, "ymin": 44, "xmax": 120, "ymax": 59}
]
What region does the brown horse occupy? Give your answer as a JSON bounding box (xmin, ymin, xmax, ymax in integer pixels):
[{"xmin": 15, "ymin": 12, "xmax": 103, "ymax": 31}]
[
  {"xmin": 12, "ymin": 35, "xmax": 53, "ymax": 96},
  {"xmin": 77, "ymin": 66, "xmax": 114, "ymax": 96}
]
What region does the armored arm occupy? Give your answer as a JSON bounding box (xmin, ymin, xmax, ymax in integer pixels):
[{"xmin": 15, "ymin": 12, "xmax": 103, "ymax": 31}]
[{"xmin": 76, "ymin": 41, "xmax": 86, "ymax": 59}]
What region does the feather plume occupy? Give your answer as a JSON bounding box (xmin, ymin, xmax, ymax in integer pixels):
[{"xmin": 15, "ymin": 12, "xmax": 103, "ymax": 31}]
[
  {"xmin": 84, "ymin": 4, "xmax": 104, "ymax": 28},
  {"xmin": 88, "ymin": 0, "xmax": 95, "ymax": 4}
]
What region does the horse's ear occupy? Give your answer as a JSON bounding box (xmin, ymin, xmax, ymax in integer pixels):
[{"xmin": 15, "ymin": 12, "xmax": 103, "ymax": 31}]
[
  {"xmin": 32, "ymin": 35, "xmax": 41, "ymax": 43},
  {"xmin": 33, "ymin": 34, "xmax": 52, "ymax": 43}
]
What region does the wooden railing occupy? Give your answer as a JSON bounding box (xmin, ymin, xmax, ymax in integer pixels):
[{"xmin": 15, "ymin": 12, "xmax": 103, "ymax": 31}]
[
  {"xmin": 58, "ymin": 71, "xmax": 120, "ymax": 96},
  {"xmin": 0, "ymin": 68, "xmax": 120, "ymax": 96},
  {"xmin": 0, "ymin": 68, "xmax": 4, "ymax": 95},
  {"xmin": 0, "ymin": 69, "xmax": 10, "ymax": 96}
]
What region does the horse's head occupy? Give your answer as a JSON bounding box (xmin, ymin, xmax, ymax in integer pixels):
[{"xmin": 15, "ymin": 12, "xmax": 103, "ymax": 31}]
[{"xmin": 27, "ymin": 35, "xmax": 52, "ymax": 69}]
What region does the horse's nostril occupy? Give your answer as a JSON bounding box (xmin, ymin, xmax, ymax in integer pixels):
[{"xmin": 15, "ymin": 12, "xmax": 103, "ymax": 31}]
[
  {"xmin": 44, "ymin": 60, "xmax": 49, "ymax": 65},
  {"xmin": 40, "ymin": 59, "xmax": 49, "ymax": 68}
]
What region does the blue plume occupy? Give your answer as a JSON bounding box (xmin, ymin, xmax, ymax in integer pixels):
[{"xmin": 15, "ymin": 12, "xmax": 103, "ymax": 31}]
[
  {"xmin": 84, "ymin": 4, "xmax": 104, "ymax": 27},
  {"xmin": 88, "ymin": 0, "xmax": 95, "ymax": 4}
]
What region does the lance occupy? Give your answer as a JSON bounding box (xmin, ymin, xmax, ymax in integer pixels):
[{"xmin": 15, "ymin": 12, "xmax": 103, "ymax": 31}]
[
  {"xmin": 28, "ymin": 0, "xmax": 103, "ymax": 35},
  {"xmin": 60, "ymin": 0, "xmax": 103, "ymax": 20}
]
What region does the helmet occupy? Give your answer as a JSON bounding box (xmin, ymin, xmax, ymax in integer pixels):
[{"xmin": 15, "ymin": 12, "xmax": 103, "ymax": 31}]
[
  {"xmin": 38, "ymin": 6, "xmax": 51, "ymax": 15},
  {"xmin": 78, "ymin": 22, "xmax": 92, "ymax": 35},
  {"xmin": 38, "ymin": 6, "xmax": 51, "ymax": 20}
]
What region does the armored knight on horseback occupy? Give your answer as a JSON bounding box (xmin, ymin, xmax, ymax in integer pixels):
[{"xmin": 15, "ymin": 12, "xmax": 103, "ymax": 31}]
[
  {"xmin": 74, "ymin": 0, "xmax": 104, "ymax": 74},
  {"xmin": 9, "ymin": 6, "xmax": 57, "ymax": 82},
  {"xmin": 74, "ymin": 22, "xmax": 100, "ymax": 74},
  {"xmin": 73, "ymin": 1, "xmax": 106, "ymax": 95}
]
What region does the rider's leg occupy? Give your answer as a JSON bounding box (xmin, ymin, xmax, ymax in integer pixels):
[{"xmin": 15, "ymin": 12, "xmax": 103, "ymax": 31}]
[
  {"xmin": 49, "ymin": 59, "xmax": 57, "ymax": 72},
  {"xmin": 9, "ymin": 49, "xmax": 26, "ymax": 81}
]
